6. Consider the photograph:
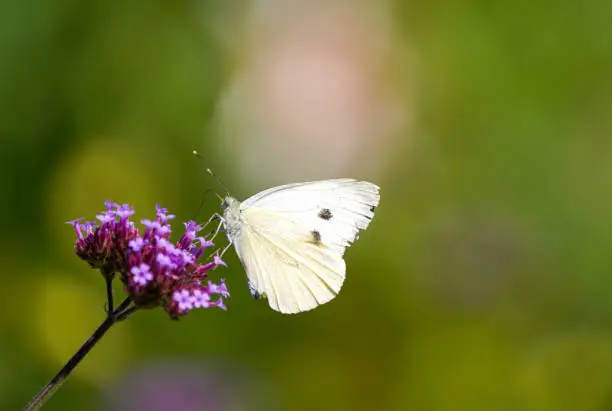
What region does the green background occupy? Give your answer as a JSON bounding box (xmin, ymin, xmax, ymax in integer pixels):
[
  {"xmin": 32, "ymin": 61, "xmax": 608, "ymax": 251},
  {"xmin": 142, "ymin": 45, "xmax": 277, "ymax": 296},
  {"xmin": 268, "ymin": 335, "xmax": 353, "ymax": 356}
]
[{"xmin": 2, "ymin": 1, "xmax": 612, "ymax": 410}]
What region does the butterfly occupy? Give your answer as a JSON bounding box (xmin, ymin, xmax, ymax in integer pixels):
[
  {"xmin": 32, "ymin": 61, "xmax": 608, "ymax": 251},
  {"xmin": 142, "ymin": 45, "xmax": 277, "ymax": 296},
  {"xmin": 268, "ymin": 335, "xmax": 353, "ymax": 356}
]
[{"xmin": 216, "ymin": 178, "xmax": 380, "ymax": 314}]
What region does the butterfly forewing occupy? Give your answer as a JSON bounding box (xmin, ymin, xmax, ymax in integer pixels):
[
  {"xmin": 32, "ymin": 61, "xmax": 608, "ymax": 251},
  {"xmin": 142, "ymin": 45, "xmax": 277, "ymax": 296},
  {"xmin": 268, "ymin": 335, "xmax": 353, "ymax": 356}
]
[{"xmin": 241, "ymin": 179, "xmax": 380, "ymax": 256}]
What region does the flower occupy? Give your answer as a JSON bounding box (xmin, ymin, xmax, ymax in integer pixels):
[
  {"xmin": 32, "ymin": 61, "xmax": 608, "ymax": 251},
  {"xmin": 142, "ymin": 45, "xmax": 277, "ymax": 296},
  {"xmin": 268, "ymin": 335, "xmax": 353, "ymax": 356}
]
[
  {"xmin": 173, "ymin": 290, "xmax": 193, "ymax": 312},
  {"xmin": 69, "ymin": 201, "xmax": 229, "ymax": 318},
  {"xmin": 68, "ymin": 201, "xmax": 139, "ymax": 276},
  {"xmin": 190, "ymin": 289, "xmax": 210, "ymax": 308},
  {"xmin": 131, "ymin": 263, "xmax": 152, "ymax": 286}
]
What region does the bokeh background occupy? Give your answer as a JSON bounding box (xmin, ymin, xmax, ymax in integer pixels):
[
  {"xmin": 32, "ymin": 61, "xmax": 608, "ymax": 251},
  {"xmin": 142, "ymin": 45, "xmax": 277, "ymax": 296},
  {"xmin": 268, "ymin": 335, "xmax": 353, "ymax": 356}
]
[{"xmin": 2, "ymin": 0, "xmax": 612, "ymax": 410}]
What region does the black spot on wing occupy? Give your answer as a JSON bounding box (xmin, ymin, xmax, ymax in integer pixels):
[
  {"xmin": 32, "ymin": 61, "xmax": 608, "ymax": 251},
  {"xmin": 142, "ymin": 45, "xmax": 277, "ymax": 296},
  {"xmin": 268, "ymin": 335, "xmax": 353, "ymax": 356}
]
[
  {"xmin": 248, "ymin": 280, "xmax": 261, "ymax": 299},
  {"xmin": 318, "ymin": 208, "xmax": 333, "ymax": 220},
  {"xmin": 311, "ymin": 230, "xmax": 322, "ymax": 243},
  {"xmin": 370, "ymin": 205, "xmax": 376, "ymax": 213}
]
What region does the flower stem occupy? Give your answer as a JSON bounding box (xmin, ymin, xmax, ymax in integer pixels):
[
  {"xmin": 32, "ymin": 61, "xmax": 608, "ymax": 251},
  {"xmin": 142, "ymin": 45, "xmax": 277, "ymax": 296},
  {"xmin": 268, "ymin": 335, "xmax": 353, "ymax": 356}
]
[
  {"xmin": 23, "ymin": 297, "xmax": 135, "ymax": 411},
  {"xmin": 105, "ymin": 275, "xmax": 114, "ymax": 314}
]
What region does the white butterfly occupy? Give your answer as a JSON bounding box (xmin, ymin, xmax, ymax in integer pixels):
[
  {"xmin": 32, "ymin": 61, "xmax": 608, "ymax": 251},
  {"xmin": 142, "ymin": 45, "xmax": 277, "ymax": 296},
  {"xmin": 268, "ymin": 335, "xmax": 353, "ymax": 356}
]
[{"xmin": 217, "ymin": 178, "xmax": 380, "ymax": 314}]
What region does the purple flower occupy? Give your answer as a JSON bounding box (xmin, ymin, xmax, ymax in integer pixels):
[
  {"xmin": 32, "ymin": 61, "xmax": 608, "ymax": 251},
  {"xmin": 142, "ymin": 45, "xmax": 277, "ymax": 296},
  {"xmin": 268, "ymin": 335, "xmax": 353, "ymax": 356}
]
[
  {"xmin": 129, "ymin": 237, "xmax": 144, "ymax": 252},
  {"xmin": 156, "ymin": 205, "xmax": 175, "ymax": 222},
  {"xmin": 157, "ymin": 225, "xmax": 171, "ymax": 236},
  {"xmin": 156, "ymin": 253, "xmax": 174, "ymax": 269},
  {"xmin": 173, "ymin": 290, "xmax": 193, "ymax": 312},
  {"xmin": 68, "ymin": 218, "xmax": 84, "ymax": 240},
  {"xmin": 69, "ymin": 201, "xmax": 230, "ymax": 318},
  {"xmin": 184, "ymin": 221, "xmax": 199, "ymax": 233},
  {"xmin": 116, "ymin": 204, "xmax": 135, "ymax": 219},
  {"xmin": 191, "ymin": 289, "xmax": 210, "ymax": 308},
  {"xmin": 67, "ymin": 202, "xmax": 139, "ymax": 275},
  {"xmin": 213, "ymin": 255, "xmax": 227, "ymax": 267},
  {"xmin": 208, "ymin": 280, "xmax": 230, "ymax": 298},
  {"xmin": 142, "ymin": 220, "xmax": 160, "ymax": 230},
  {"xmin": 81, "ymin": 221, "xmax": 97, "ymax": 234},
  {"xmin": 199, "ymin": 237, "xmax": 215, "ymax": 249},
  {"xmin": 96, "ymin": 213, "xmax": 114, "ymax": 224},
  {"xmin": 156, "ymin": 238, "xmax": 173, "ymax": 251},
  {"xmin": 131, "ymin": 263, "xmax": 153, "ymax": 286}
]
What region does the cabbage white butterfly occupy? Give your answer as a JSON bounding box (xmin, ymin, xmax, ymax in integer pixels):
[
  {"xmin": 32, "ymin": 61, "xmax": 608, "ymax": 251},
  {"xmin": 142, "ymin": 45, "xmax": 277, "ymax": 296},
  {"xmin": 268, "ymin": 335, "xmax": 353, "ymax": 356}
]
[{"xmin": 214, "ymin": 178, "xmax": 380, "ymax": 314}]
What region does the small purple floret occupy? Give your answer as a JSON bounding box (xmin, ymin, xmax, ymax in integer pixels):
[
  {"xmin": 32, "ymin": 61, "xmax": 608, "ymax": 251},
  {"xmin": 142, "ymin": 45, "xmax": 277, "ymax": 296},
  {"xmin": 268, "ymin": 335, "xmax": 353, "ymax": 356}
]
[
  {"xmin": 208, "ymin": 280, "xmax": 230, "ymax": 298},
  {"xmin": 131, "ymin": 263, "xmax": 153, "ymax": 286},
  {"xmin": 156, "ymin": 253, "xmax": 174, "ymax": 268},
  {"xmin": 96, "ymin": 213, "xmax": 114, "ymax": 223},
  {"xmin": 116, "ymin": 204, "xmax": 135, "ymax": 219},
  {"xmin": 173, "ymin": 290, "xmax": 193, "ymax": 312},
  {"xmin": 191, "ymin": 289, "xmax": 210, "ymax": 308},
  {"xmin": 213, "ymin": 255, "xmax": 227, "ymax": 267},
  {"xmin": 129, "ymin": 237, "xmax": 144, "ymax": 252}
]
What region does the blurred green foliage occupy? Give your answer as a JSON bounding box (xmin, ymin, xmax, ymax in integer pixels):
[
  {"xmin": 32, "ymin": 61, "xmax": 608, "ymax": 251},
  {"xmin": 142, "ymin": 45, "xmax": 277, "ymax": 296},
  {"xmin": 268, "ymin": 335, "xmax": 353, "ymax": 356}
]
[{"xmin": 2, "ymin": 0, "xmax": 612, "ymax": 410}]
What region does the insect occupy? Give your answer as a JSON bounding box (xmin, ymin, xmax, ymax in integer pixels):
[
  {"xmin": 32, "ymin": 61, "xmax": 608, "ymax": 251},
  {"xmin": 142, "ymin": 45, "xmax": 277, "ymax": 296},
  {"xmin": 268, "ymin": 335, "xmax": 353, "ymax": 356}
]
[{"xmin": 208, "ymin": 177, "xmax": 380, "ymax": 314}]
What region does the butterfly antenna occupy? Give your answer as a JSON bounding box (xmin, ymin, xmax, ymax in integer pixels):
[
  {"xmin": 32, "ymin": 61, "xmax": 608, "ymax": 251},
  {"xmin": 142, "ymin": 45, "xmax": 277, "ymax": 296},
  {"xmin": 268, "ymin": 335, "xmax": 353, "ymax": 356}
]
[
  {"xmin": 193, "ymin": 150, "xmax": 231, "ymax": 197},
  {"xmin": 206, "ymin": 168, "xmax": 231, "ymax": 198},
  {"xmin": 192, "ymin": 188, "xmax": 214, "ymax": 221}
]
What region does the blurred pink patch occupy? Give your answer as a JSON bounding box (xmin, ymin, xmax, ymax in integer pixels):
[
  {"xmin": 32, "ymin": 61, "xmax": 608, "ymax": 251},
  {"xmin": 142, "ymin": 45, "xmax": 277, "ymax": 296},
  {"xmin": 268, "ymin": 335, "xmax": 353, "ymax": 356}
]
[{"xmin": 215, "ymin": 2, "xmax": 412, "ymax": 185}]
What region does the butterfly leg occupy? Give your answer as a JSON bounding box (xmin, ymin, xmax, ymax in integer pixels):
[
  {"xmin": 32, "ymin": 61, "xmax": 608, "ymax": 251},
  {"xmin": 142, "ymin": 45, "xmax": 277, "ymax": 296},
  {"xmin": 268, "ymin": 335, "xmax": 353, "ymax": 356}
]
[
  {"xmin": 201, "ymin": 212, "xmax": 222, "ymax": 230},
  {"xmin": 204, "ymin": 218, "xmax": 232, "ymax": 261},
  {"xmin": 200, "ymin": 213, "xmax": 228, "ymax": 242},
  {"xmin": 219, "ymin": 235, "xmax": 233, "ymax": 257},
  {"xmin": 208, "ymin": 217, "xmax": 226, "ymax": 242}
]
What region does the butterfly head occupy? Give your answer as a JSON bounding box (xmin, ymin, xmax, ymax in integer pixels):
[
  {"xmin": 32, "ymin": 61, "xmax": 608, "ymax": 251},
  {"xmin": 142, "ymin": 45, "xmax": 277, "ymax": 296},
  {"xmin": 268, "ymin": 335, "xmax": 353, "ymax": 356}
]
[{"xmin": 221, "ymin": 196, "xmax": 239, "ymax": 212}]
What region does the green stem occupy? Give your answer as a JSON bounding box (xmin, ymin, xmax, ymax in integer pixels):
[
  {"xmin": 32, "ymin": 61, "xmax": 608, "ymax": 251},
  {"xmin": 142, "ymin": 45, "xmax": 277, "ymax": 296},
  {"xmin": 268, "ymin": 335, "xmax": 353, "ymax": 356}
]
[{"xmin": 22, "ymin": 297, "xmax": 134, "ymax": 411}]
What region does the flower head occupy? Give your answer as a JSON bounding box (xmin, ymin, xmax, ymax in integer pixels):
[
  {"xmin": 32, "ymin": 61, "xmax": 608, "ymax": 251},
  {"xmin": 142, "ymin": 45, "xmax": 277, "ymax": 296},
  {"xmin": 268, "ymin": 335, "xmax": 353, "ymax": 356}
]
[
  {"xmin": 68, "ymin": 202, "xmax": 139, "ymax": 276},
  {"xmin": 69, "ymin": 201, "xmax": 229, "ymax": 318}
]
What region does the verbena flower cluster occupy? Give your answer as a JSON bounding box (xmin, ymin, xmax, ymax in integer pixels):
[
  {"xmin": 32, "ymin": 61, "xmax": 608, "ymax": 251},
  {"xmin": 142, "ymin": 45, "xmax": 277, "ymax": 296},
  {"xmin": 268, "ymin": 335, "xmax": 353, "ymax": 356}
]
[{"xmin": 68, "ymin": 201, "xmax": 229, "ymax": 318}]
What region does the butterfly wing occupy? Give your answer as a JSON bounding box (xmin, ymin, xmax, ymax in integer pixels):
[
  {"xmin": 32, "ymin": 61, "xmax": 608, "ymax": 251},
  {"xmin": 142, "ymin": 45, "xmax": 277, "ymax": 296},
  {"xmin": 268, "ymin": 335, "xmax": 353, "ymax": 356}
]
[
  {"xmin": 241, "ymin": 179, "xmax": 380, "ymax": 256},
  {"xmin": 233, "ymin": 208, "xmax": 346, "ymax": 313},
  {"xmin": 228, "ymin": 179, "xmax": 379, "ymax": 313}
]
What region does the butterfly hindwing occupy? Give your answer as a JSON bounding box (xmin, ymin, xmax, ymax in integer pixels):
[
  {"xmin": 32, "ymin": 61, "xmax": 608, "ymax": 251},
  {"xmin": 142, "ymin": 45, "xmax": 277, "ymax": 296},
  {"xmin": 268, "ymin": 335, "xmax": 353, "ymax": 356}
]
[{"xmin": 233, "ymin": 208, "xmax": 346, "ymax": 313}]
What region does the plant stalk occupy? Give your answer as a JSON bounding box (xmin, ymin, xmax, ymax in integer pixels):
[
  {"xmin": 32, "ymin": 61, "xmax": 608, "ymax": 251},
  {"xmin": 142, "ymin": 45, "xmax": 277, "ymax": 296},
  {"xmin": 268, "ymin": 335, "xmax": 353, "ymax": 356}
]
[{"xmin": 23, "ymin": 297, "xmax": 134, "ymax": 411}]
